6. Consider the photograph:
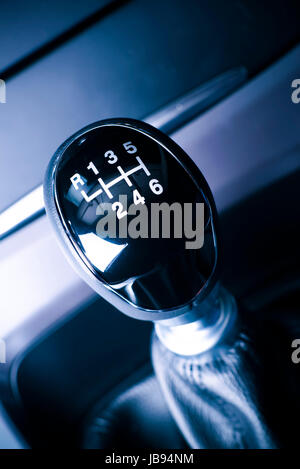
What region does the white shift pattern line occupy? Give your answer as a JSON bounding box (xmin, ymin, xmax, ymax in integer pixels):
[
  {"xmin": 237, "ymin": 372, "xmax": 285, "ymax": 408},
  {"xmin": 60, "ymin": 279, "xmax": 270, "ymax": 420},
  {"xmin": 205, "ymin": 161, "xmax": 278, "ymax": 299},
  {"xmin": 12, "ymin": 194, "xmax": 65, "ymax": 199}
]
[
  {"xmin": 98, "ymin": 156, "xmax": 151, "ymax": 199},
  {"xmin": 77, "ymin": 156, "xmax": 151, "ymax": 202}
]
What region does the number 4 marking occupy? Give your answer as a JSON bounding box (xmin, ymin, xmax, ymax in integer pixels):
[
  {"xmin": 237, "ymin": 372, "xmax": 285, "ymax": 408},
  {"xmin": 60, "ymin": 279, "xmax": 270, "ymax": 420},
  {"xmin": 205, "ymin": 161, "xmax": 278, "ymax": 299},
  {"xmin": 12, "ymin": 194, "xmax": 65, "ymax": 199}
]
[{"xmin": 133, "ymin": 189, "xmax": 145, "ymax": 205}]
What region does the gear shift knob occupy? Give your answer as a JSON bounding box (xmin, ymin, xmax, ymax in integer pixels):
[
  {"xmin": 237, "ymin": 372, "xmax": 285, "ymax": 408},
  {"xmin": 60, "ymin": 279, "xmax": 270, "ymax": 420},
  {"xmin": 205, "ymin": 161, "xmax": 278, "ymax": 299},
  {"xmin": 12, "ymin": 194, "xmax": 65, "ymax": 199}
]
[{"xmin": 44, "ymin": 118, "xmax": 235, "ymax": 353}]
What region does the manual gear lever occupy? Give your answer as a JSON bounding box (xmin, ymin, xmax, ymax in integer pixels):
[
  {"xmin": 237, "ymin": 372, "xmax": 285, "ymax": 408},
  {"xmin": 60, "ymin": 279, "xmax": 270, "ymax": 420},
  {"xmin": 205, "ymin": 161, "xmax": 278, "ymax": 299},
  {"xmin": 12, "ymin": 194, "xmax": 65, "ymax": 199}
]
[
  {"xmin": 44, "ymin": 118, "xmax": 236, "ymax": 356},
  {"xmin": 44, "ymin": 119, "xmax": 276, "ymax": 448}
]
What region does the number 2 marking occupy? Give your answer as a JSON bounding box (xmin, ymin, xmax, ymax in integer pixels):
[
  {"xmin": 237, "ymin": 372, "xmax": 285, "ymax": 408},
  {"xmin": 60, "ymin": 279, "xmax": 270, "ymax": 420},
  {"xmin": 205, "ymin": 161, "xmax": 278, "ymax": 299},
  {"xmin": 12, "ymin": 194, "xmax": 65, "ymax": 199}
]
[{"xmin": 112, "ymin": 201, "xmax": 128, "ymax": 219}]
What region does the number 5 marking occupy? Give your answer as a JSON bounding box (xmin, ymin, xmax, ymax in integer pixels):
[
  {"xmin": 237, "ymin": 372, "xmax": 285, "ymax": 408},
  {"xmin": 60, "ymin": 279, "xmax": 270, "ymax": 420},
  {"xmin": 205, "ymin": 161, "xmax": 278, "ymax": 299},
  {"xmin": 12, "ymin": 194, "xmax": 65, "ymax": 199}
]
[{"xmin": 123, "ymin": 142, "xmax": 137, "ymax": 154}]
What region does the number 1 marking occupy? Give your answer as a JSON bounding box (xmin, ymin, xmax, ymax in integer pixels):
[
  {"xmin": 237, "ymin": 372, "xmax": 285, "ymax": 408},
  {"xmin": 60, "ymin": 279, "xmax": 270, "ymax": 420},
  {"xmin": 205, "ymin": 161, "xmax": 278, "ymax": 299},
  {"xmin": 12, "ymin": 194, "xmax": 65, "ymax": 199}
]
[{"xmin": 87, "ymin": 161, "xmax": 99, "ymax": 175}]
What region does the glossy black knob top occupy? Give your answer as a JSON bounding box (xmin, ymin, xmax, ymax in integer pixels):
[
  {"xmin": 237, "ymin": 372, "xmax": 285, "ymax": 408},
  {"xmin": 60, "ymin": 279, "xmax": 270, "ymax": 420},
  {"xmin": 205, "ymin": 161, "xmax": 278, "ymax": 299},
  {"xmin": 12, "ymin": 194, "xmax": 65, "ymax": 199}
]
[{"xmin": 44, "ymin": 118, "xmax": 219, "ymax": 321}]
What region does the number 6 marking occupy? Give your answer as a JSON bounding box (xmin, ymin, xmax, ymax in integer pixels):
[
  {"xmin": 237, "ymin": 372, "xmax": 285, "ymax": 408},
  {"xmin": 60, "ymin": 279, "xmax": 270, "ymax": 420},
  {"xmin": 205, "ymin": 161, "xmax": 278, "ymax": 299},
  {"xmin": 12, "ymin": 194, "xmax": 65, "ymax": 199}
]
[
  {"xmin": 149, "ymin": 179, "xmax": 163, "ymax": 195},
  {"xmin": 112, "ymin": 201, "xmax": 128, "ymax": 219}
]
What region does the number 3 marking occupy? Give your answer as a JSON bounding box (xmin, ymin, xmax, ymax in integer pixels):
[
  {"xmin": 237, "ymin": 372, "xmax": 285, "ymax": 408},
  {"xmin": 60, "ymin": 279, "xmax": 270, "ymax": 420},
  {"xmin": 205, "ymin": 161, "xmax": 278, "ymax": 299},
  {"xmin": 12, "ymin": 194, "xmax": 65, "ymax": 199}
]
[{"xmin": 104, "ymin": 150, "xmax": 118, "ymax": 164}]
